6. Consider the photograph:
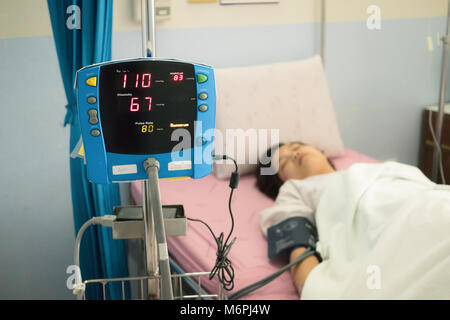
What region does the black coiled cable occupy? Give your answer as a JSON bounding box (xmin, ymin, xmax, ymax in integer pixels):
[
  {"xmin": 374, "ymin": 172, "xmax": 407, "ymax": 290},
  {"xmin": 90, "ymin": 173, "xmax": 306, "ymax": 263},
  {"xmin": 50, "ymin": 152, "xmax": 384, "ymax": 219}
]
[
  {"xmin": 187, "ymin": 155, "xmax": 238, "ymax": 291},
  {"xmin": 186, "ymin": 155, "xmax": 315, "ymax": 298}
]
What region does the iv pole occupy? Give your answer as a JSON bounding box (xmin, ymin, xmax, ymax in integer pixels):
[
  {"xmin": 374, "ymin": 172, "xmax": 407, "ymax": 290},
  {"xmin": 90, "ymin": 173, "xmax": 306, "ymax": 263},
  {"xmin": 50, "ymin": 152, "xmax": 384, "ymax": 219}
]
[
  {"xmin": 432, "ymin": 0, "xmax": 450, "ymax": 183},
  {"xmin": 140, "ymin": 0, "xmax": 174, "ymax": 300}
]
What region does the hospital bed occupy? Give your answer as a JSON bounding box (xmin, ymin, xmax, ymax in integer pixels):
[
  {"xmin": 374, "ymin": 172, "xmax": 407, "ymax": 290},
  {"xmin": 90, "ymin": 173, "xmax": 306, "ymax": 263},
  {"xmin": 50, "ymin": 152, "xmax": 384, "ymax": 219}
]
[
  {"xmin": 76, "ymin": 55, "xmax": 449, "ymax": 299},
  {"xmin": 130, "ymin": 148, "xmax": 379, "ymax": 299}
]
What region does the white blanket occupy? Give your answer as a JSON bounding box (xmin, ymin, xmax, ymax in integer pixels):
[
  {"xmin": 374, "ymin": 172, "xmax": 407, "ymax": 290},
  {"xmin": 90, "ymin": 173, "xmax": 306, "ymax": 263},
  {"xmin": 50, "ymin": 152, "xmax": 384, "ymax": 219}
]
[{"xmin": 301, "ymin": 162, "xmax": 450, "ymax": 299}]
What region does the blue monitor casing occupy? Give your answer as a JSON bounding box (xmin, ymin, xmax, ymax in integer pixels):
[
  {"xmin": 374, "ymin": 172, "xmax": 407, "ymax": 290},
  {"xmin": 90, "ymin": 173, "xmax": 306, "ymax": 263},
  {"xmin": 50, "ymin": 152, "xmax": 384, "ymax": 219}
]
[{"xmin": 75, "ymin": 58, "xmax": 216, "ymax": 184}]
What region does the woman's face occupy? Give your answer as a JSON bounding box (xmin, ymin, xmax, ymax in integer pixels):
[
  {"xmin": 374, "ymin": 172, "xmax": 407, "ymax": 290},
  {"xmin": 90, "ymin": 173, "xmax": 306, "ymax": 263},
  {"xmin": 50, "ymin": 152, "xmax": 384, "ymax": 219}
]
[{"xmin": 274, "ymin": 143, "xmax": 334, "ymax": 181}]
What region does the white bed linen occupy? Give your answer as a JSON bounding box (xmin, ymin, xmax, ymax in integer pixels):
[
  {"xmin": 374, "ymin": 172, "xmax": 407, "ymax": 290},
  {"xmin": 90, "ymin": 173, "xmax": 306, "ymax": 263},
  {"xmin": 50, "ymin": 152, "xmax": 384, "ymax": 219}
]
[{"xmin": 301, "ymin": 162, "xmax": 450, "ymax": 299}]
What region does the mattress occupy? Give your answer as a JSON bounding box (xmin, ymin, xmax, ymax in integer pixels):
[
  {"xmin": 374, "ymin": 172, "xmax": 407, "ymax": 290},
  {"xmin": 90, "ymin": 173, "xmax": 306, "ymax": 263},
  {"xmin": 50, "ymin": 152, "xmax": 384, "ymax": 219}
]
[{"xmin": 130, "ymin": 148, "xmax": 378, "ymax": 299}]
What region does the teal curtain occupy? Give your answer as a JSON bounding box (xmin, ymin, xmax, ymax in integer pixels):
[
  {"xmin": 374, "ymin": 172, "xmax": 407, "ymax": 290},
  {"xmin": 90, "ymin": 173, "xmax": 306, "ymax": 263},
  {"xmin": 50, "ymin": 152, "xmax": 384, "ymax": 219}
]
[{"xmin": 47, "ymin": 0, "xmax": 129, "ymax": 300}]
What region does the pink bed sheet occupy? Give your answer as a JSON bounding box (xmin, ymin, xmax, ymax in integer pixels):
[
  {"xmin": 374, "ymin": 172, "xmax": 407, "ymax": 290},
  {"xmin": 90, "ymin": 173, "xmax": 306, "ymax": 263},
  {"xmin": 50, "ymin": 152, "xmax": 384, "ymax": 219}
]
[{"xmin": 130, "ymin": 148, "xmax": 378, "ymax": 299}]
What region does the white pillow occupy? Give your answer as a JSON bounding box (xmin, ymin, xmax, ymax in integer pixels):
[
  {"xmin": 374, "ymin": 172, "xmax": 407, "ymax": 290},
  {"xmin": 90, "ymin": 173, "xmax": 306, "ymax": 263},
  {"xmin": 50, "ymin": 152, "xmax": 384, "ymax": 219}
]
[{"xmin": 212, "ymin": 55, "xmax": 345, "ymax": 179}]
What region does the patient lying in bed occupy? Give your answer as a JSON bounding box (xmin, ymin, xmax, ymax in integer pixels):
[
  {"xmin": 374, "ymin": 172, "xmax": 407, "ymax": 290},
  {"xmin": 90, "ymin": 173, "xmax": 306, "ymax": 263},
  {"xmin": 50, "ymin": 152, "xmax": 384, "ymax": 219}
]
[
  {"xmin": 255, "ymin": 142, "xmax": 336, "ymax": 294},
  {"xmin": 255, "ymin": 142, "xmax": 450, "ymax": 299}
]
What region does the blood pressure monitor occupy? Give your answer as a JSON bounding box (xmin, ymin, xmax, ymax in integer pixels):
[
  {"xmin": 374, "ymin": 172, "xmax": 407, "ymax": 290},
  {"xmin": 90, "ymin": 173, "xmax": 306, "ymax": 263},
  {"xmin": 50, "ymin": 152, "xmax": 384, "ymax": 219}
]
[{"xmin": 75, "ymin": 58, "xmax": 216, "ymax": 184}]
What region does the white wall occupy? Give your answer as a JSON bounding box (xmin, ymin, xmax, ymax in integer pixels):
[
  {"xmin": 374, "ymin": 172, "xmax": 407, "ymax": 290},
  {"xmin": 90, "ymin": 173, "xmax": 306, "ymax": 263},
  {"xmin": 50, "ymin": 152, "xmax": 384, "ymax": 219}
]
[
  {"xmin": 0, "ymin": 36, "xmax": 74, "ymax": 299},
  {"xmin": 0, "ymin": 0, "xmax": 447, "ymax": 39}
]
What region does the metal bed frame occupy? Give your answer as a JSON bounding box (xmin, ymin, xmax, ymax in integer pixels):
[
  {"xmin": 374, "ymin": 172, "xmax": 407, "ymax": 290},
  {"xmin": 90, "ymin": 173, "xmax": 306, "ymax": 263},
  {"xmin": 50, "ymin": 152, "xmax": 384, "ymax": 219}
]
[{"xmin": 80, "ymin": 271, "xmax": 226, "ymax": 300}]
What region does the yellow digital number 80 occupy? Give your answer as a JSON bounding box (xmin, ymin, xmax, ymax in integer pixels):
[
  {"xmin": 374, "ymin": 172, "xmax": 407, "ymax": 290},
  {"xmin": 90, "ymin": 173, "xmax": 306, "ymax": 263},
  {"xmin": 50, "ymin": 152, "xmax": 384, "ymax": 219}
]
[{"xmin": 141, "ymin": 125, "xmax": 154, "ymax": 133}]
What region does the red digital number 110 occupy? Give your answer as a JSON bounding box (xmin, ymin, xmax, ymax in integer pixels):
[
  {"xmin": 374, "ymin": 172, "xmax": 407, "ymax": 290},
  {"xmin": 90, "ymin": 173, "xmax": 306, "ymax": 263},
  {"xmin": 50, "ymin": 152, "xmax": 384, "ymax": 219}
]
[
  {"xmin": 122, "ymin": 73, "xmax": 151, "ymax": 88},
  {"xmin": 130, "ymin": 97, "xmax": 152, "ymax": 112}
]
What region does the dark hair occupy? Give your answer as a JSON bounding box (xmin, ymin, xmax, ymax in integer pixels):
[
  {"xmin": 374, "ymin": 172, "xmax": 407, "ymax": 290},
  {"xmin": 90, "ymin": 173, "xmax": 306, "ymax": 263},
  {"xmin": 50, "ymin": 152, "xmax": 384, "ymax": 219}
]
[
  {"xmin": 255, "ymin": 143, "xmax": 285, "ymax": 200},
  {"xmin": 255, "ymin": 142, "xmax": 336, "ymax": 200}
]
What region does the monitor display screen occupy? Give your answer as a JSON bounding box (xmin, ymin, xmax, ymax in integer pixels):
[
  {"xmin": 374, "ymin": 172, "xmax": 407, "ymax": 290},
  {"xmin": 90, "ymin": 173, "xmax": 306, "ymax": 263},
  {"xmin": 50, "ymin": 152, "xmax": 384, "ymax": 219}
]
[{"xmin": 99, "ymin": 60, "xmax": 197, "ymax": 155}]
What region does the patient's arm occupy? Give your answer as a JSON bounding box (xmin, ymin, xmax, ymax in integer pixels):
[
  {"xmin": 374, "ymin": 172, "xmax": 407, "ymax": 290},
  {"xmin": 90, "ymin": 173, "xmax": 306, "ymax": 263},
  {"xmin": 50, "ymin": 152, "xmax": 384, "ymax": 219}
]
[{"xmin": 289, "ymin": 247, "xmax": 319, "ymax": 292}]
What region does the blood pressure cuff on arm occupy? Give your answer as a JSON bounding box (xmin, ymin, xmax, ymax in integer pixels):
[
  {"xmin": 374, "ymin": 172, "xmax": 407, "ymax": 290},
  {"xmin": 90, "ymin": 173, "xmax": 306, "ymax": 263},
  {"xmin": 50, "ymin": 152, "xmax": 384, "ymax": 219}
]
[{"xmin": 267, "ymin": 216, "xmax": 320, "ymax": 261}]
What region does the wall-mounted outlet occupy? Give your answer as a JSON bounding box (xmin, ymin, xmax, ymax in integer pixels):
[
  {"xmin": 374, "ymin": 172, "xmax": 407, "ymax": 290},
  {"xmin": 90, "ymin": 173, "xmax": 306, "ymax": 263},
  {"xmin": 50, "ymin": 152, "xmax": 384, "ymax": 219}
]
[
  {"xmin": 155, "ymin": 5, "xmax": 170, "ymax": 20},
  {"xmin": 132, "ymin": 0, "xmax": 172, "ymax": 22},
  {"xmin": 427, "ymin": 36, "xmax": 434, "ymax": 51},
  {"xmin": 188, "ymin": 0, "xmax": 217, "ymax": 3}
]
